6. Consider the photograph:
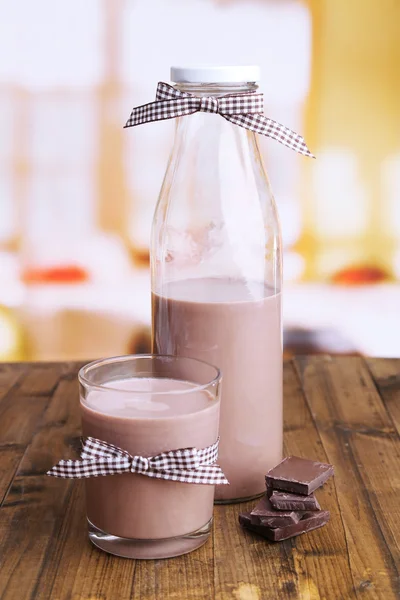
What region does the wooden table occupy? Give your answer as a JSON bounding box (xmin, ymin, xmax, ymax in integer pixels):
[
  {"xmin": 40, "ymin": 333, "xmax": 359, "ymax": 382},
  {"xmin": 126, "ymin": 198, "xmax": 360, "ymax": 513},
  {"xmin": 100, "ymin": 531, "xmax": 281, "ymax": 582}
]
[{"xmin": 0, "ymin": 357, "xmax": 399, "ymax": 599}]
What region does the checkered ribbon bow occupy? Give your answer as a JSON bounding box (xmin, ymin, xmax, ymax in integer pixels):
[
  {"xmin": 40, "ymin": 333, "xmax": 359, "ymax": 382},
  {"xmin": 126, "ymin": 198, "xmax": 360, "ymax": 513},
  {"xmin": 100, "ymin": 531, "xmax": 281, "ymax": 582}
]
[
  {"xmin": 124, "ymin": 82, "xmax": 314, "ymax": 157},
  {"xmin": 47, "ymin": 436, "xmax": 228, "ymax": 485}
]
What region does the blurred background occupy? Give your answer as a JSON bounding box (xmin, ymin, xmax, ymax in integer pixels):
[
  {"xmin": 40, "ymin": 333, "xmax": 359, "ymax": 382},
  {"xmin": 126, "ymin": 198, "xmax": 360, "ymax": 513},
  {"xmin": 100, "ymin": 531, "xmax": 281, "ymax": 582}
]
[{"xmin": 0, "ymin": 0, "xmax": 399, "ymax": 362}]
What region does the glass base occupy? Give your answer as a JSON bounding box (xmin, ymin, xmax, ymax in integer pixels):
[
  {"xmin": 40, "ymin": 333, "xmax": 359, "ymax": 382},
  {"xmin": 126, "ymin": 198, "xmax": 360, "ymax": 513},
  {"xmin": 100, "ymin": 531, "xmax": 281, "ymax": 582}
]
[
  {"xmin": 88, "ymin": 517, "xmax": 213, "ymax": 559},
  {"xmin": 214, "ymin": 490, "xmax": 265, "ymax": 505}
]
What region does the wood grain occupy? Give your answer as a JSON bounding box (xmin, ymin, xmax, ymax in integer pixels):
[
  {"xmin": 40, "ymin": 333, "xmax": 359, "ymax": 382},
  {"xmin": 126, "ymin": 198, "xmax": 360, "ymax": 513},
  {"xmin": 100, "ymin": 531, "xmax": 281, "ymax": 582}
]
[
  {"xmin": 0, "ymin": 359, "xmax": 398, "ymax": 600},
  {"xmin": 131, "ymin": 542, "xmax": 214, "ymax": 600},
  {"xmin": 0, "ymin": 445, "xmax": 25, "ymax": 505},
  {"xmin": 0, "ymin": 363, "xmax": 26, "ymax": 397},
  {"xmin": 0, "ymin": 363, "xmax": 75, "ymax": 512},
  {"xmin": 0, "ymin": 365, "xmax": 81, "ymax": 600},
  {"xmin": 295, "ymin": 355, "xmax": 400, "ymax": 600},
  {"xmin": 365, "ymin": 358, "xmax": 400, "ymax": 436}
]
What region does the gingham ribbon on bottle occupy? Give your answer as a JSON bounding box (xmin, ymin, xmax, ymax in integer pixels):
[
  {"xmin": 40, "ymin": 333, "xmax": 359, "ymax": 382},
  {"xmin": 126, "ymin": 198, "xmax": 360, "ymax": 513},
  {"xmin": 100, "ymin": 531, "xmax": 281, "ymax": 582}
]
[
  {"xmin": 47, "ymin": 436, "xmax": 228, "ymax": 485},
  {"xmin": 124, "ymin": 82, "xmax": 314, "ymax": 157}
]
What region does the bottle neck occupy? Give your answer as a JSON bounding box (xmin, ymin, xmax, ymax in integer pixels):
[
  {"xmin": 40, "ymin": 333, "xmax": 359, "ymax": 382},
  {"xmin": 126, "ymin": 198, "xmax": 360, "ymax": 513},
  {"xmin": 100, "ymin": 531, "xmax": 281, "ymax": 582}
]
[
  {"xmin": 171, "ymin": 81, "xmax": 260, "ymax": 146},
  {"xmin": 170, "ymin": 81, "xmax": 261, "ymax": 171},
  {"xmin": 174, "ymin": 81, "xmax": 259, "ymax": 97},
  {"xmin": 167, "ymin": 80, "xmax": 264, "ymax": 217}
]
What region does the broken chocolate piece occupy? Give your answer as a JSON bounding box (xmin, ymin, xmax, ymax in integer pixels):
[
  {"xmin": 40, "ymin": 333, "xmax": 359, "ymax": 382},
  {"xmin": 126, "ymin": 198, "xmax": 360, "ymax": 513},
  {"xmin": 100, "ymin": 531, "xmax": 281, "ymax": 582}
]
[
  {"xmin": 250, "ymin": 494, "xmax": 302, "ymax": 527},
  {"xmin": 239, "ymin": 512, "xmax": 270, "ymax": 537},
  {"xmin": 270, "ymin": 490, "xmax": 321, "ymax": 511},
  {"xmin": 265, "ymin": 456, "xmax": 334, "ymax": 495},
  {"xmin": 239, "ymin": 510, "xmax": 330, "ymax": 542}
]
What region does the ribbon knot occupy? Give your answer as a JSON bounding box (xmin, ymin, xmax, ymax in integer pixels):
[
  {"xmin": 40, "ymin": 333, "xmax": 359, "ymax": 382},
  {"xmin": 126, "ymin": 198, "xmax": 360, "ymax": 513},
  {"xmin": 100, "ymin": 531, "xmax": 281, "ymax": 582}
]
[
  {"xmin": 47, "ymin": 436, "xmax": 228, "ymax": 485},
  {"xmin": 199, "ymin": 96, "xmax": 219, "ymax": 114},
  {"xmin": 150, "ymin": 447, "xmax": 201, "ymax": 471},
  {"xmin": 124, "ymin": 81, "xmax": 314, "ymax": 158},
  {"xmin": 131, "ymin": 455, "xmax": 149, "ymax": 474}
]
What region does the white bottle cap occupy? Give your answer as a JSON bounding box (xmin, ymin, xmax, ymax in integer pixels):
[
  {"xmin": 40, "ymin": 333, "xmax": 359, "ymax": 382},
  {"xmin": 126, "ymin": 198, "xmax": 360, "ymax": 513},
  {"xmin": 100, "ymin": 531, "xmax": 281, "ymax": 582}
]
[{"xmin": 170, "ymin": 65, "xmax": 260, "ymax": 84}]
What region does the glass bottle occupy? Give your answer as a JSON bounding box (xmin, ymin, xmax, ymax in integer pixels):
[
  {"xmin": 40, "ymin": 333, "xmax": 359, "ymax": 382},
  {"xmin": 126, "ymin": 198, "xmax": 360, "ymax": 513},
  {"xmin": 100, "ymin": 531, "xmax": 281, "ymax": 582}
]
[{"xmin": 151, "ymin": 66, "xmax": 282, "ymax": 503}]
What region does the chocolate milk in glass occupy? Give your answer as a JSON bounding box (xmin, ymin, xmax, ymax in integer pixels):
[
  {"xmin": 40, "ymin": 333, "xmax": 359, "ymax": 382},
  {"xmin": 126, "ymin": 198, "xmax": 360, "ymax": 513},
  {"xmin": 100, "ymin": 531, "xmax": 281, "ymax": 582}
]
[
  {"xmin": 81, "ymin": 377, "xmax": 219, "ymax": 556},
  {"xmin": 153, "ymin": 278, "xmax": 282, "ymax": 502}
]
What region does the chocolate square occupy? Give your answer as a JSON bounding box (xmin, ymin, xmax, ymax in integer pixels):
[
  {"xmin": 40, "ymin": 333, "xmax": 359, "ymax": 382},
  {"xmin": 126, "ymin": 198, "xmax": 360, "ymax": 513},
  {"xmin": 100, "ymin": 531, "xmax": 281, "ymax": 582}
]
[
  {"xmin": 239, "ymin": 510, "xmax": 330, "ymax": 542},
  {"xmin": 265, "ymin": 456, "xmax": 334, "ymax": 495},
  {"xmin": 250, "ymin": 494, "xmax": 302, "ymax": 527},
  {"xmin": 269, "ymin": 490, "xmax": 321, "ymax": 511}
]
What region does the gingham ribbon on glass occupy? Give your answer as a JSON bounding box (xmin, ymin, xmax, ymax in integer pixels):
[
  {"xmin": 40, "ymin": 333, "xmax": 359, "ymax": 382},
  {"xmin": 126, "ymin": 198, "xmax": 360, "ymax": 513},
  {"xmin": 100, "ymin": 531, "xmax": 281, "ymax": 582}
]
[
  {"xmin": 124, "ymin": 82, "xmax": 314, "ymax": 157},
  {"xmin": 47, "ymin": 436, "xmax": 228, "ymax": 485}
]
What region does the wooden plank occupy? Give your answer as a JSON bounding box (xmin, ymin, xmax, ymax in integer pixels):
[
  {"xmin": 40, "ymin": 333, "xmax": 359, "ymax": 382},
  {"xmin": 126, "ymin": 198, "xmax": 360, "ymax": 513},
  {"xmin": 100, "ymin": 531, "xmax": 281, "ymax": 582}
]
[
  {"xmin": 0, "ymin": 364, "xmax": 71, "ymax": 512},
  {"xmin": 213, "ymin": 361, "xmax": 355, "ymax": 600},
  {"xmin": 17, "ymin": 363, "xmax": 70, "ymax": 397},
  {"xmin": 0, "ymin": 363, "xmax": 25, "ymax": 406},
  {"xmin": 0, "ymin": 363, "xmax": 72, "ymax": 447},
  {"xmin": 0, "ymin": 445, "xmax": 25, "ymax": 505},
  {"xmin": 0, "ymin": 365, "xmax": 81, "ymax": 600},
  {"xmin": 214, "ymin": 500, "xmax": 294, "ymax": 600},
  {"xmin": 130, "ymin": 541, "xmax": 214, "ymax": 600},
  {"xmin": 365, "ymin": 358, "xmax": 400, "ymax": 435},
  {"xmin": 0, "ymin": 363, "xmax": 26, "ymax": 399},
  {"xmin": 0, "ymin": 365, "xmax": 27, "ymax": 463},
  {"xmin": 281, "ymin": 360, "xmax": 358, "ymax": 600},
  {"xmin": 295, "ymin": 355, "xmax": 400, "ymax": 600}
]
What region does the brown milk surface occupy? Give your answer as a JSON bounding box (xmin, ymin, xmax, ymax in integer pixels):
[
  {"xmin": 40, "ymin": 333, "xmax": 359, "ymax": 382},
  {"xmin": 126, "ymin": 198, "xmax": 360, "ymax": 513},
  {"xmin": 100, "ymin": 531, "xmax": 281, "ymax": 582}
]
[
  {"xmin": 81, "ymin": 377, "xmax": 219, "ymax": 542},
  {"xmin": 152, "ymin": 277, "xmax": 282, "ymax": 501}
]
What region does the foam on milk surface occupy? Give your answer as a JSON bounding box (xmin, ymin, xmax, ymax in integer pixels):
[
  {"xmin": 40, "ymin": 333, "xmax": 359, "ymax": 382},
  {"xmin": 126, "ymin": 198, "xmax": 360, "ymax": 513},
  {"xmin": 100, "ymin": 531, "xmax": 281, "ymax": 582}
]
[
  {"xmin": 85, "ymin": 377, "xmax": 214, "ymax": 419},
  {"xmin": 161, "ymin": 277, "xmax": 275, "ymax": 303}
]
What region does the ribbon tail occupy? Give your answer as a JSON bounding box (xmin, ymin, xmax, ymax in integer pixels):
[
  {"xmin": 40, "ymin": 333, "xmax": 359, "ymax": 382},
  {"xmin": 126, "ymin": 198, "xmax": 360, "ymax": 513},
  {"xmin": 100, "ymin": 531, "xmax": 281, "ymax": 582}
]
[
  {"xmin": 124, "ymin": 99, "xmax": 165, "ymax": 128},
  {"xmin": 124, "ymin": 98, "xmax": 199, "ymax": 128},
  {"xmin": 80, "ymin": 436, "xmax": 125, "ymax": 460},
  {"xmin": 141, "ymin": 465, "xmax": 229, "ymax": 485},
  {"xmin": 155, "ymin": 81, "xmax": 188, "ymax": 101},
  {"xmin": 47, "ymin": 457, "xmax": 132, "ymax": 479},
  {"xmin": 46, "ymin": 459, "xmax": 95, "ymax": 479},
  {"xmin": 224, "ymin": 114, "xmax": 315, "ymax": 158},
  {"xmin": 204, "ymin": 464, "xmax": 229, "ymax": 485}
]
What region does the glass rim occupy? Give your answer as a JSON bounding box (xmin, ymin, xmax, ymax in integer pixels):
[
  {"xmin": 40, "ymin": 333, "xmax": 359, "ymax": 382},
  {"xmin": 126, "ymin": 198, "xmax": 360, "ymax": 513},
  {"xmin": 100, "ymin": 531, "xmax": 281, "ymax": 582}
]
[
  {"xmin": 78, "ymin": 354, "xmax": 221, "ymax": 396},
  {"xmin": 174, "ymin": 81, "xmax": 258, "ymax": 95}
]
